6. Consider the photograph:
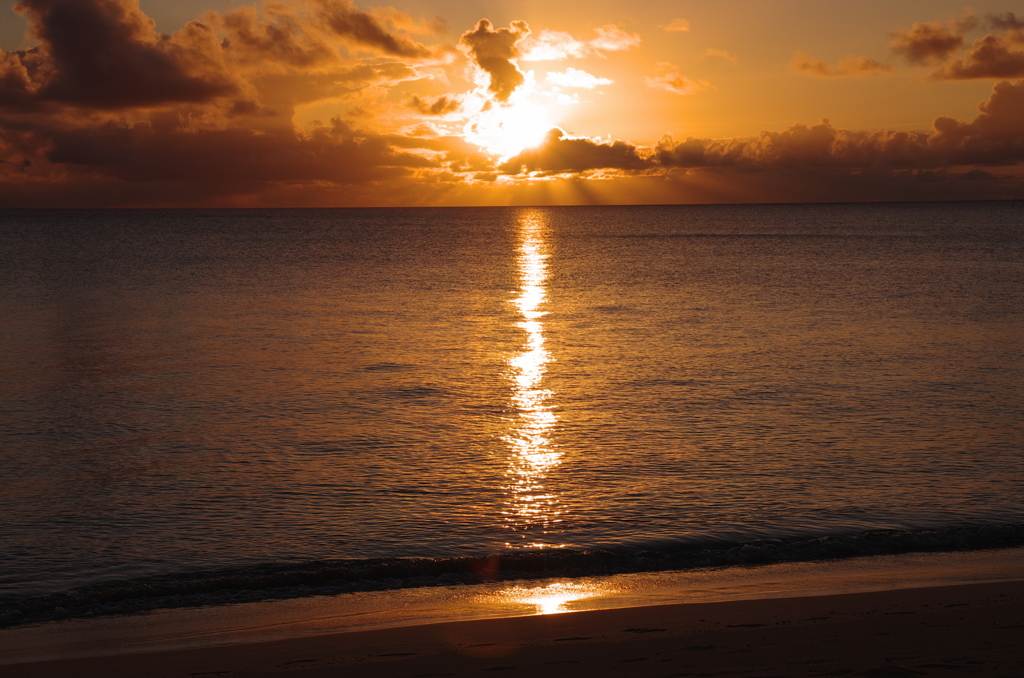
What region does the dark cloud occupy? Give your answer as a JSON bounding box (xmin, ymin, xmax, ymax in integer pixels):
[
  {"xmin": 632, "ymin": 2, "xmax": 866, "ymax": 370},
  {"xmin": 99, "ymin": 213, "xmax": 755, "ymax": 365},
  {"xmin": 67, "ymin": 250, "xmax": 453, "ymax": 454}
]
[
  {"xmin": 932, "ymin": 34, "xmax": 1024, "ymax": 79},
  {"xmin": 23, "ymin": 116, "xmax": 433, "ymax": 187},
  {"xmin": 987, "ymin": 12, "xmax": 1024, "ymax": 31},
  {"xmin": 660, "ymin": 80, "xmax": 1024, "ymax": 170},
  {"xmin": 315, "ymin": 0, "xmax": 433, "ymax": 58},
  {"xmin": 459, "ymin": 19, "xmax": 530, "ymax": 102},
  {"xmin": 890, "ymin": 20, "xmax": 965, "ymax": 66},
  {"xmin": 408, "ymin": 95, "xmax": 459, "ymax": 115},
  {"xmin": 500, "ymin": 128, "xmax": 653, "ymax": 174},
  {"xmin": 656, "ymin": 121, "xmax": 935, "ymax": 169},
  {"xmin": 7, "ymin": 0, "xmax": 237, "ymax": 109}
]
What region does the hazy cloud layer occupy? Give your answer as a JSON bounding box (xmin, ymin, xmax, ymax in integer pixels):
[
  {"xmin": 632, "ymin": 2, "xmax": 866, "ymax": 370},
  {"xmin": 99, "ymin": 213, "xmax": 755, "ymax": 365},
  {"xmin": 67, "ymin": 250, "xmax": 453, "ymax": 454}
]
[
  {"xmin": 647, "ymin": 63, "xmax": 711, "ymax": 95},
  {"xmin": 660, "ymin": 19, "xmax": 690, "ymax": 33}
]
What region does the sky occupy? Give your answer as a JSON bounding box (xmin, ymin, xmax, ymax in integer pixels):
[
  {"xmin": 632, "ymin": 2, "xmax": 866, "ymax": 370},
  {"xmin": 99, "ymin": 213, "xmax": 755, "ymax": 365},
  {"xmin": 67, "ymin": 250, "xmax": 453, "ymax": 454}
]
[{"xmin": 1, "ymin": 0, "xmax": 1024, "ymax": 206}]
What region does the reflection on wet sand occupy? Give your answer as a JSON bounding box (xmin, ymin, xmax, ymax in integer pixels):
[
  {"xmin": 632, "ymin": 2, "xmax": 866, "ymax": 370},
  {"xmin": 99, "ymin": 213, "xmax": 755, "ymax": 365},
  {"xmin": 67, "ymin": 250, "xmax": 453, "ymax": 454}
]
[
  {"xmin": 502, "ymin": 211, "xmax": 561, "ymax": 548},
  {"xmin": 494, "ymin": 581, "xmax": 610, "ymax": 615}
]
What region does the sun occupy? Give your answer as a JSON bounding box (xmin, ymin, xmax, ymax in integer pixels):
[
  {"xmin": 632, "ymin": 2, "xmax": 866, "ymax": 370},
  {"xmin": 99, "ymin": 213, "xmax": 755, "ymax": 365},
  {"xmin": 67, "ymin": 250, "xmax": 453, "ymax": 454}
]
[{"xmin": 463, "ymin": 94, "xmax": 556, "ymax": 160}]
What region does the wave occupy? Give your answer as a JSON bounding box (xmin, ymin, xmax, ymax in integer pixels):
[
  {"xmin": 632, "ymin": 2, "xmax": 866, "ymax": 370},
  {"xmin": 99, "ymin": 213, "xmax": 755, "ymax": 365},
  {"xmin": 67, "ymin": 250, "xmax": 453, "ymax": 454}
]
[{"xmin": 3, "ymin": 522, "xmax": 1023, "ymax": 628}]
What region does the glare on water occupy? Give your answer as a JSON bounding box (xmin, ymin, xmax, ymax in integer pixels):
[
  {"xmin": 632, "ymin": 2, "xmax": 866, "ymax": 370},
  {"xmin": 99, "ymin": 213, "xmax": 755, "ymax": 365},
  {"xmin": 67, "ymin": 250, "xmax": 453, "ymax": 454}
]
[{"xmin": 502, "ymin": 211, "xmax": 562, "ymax": 547}]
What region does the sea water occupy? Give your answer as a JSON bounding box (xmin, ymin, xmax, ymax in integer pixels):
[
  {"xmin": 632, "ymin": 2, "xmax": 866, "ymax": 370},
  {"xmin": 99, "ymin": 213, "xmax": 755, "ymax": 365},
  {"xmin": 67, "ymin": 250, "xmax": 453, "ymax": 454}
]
[{"xmin": 1, "ymin": 203, "xmax": 1022, "ymax": 625}]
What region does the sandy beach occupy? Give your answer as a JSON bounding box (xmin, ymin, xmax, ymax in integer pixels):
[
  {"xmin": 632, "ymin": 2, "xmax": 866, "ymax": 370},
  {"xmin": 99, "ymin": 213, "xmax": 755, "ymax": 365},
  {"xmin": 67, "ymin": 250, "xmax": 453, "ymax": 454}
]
[{"xmin": 5, "ymin": 579, "xmax": 1022, "ymax": 678}]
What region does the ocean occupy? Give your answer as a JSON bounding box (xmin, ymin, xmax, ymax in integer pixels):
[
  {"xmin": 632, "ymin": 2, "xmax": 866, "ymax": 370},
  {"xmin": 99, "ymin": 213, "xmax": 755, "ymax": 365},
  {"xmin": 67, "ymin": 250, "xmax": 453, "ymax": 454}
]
[{"xmin": 1, "ymin": 202, "xmax": 1022, "ymax": 627}]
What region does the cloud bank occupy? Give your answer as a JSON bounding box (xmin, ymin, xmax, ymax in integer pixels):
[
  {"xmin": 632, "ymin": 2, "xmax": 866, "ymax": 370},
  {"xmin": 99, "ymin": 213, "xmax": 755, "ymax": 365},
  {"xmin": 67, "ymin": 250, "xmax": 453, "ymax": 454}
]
[{"xmin": 1, "ymin": 2, "xmax": 1023, "ymax": 206}]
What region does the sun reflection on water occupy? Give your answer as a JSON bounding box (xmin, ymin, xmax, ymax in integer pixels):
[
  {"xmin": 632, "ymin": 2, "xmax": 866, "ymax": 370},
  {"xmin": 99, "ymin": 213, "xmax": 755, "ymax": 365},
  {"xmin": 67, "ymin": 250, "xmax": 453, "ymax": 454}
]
[{"xmin": 503, "ymin": 211, "xmax": 562, "ymax": 547}]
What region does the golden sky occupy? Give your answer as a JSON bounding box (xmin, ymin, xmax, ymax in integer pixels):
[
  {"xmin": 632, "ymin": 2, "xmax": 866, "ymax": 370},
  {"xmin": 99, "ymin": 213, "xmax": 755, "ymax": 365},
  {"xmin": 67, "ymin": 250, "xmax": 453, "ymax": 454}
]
[{"xmin": 1, "ymin": 0, "xmax": 1023, "ymax": 206}]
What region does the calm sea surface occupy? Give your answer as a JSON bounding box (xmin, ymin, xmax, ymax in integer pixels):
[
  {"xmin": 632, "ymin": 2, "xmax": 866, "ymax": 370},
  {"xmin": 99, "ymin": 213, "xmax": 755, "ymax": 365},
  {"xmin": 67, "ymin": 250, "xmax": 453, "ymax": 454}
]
[{"xmin": 1, "ymin": 203, "xmax": 1022, "ymax": 619}]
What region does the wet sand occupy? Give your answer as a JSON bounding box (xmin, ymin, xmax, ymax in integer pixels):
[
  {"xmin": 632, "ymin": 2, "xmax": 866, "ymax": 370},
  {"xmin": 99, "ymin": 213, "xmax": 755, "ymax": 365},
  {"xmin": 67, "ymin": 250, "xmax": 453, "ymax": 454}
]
[{"xmin": 5, "ymin": 579, "xmax": 1023, "ymax": 677}]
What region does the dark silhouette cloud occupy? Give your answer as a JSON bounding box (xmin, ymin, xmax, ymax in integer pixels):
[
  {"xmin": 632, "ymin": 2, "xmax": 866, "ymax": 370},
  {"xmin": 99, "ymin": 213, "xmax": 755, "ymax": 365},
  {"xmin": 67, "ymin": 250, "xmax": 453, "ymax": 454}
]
[
  {"xmin": 662, "ymin": 80, "xmax": 1024, "ymax": 170},
  {"xmin": 34, "ymin": 117, "xmax": 434, "ymax": 185},
  {"xmin": 500, "ymin": 128, "xmax": 653, "ymax": 174},
  {"xmin": 7, "ymin": 0, "xmax": 237, "ymax": 109},
  {"xmin": 459, "ymin": 18, "xmax": 530, "ymax": 102}
]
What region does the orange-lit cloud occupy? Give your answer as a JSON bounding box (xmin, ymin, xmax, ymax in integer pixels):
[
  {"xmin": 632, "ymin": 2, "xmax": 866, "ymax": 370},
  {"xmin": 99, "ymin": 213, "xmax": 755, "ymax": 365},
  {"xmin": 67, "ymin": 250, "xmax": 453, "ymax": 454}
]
[
  {"xmin": 790, "ymin": 51, "xmax": 896, "ymax": 78},
  {"xmin": 408, "ymin": 94, "xmax": 460, "ymax": 114},
  {"xmin": 315, "ymin": 0, "xmax": 436, "ymax": 58},
  {"xmin": 2, "ymin": 2, "xmax": 1024, "ymax": 207}
]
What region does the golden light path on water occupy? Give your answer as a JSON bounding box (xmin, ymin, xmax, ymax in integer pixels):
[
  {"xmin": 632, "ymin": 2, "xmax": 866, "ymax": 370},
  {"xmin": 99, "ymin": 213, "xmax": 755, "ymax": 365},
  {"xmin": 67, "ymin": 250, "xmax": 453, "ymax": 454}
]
[{"xmin": 502, "ymin": 211, "xmax": 562, "ymax": 548}]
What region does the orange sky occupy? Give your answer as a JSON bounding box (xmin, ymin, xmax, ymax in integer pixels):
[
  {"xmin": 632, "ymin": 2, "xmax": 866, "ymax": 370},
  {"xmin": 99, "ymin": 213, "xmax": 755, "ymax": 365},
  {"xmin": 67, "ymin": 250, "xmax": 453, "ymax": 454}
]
[{"xmin": 1, "ymin": 0, "xmax": 1024, "ymax": 206}]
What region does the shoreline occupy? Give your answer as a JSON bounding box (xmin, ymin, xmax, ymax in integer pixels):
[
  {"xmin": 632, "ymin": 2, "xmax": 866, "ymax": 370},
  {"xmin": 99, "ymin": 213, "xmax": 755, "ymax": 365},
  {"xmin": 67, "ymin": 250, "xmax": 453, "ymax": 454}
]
[
  {"xmin": 2, "ymin": 548, "xmax": 1023, "ymax": 676},
  {"xmin": 4, "ymin": 579, "xmax": 1024, "ymax": 677}
]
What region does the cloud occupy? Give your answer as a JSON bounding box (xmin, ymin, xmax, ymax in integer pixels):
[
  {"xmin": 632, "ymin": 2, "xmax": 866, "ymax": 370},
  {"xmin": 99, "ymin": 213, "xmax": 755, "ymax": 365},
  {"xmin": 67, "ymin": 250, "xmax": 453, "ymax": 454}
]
[
  {"xmin": 458, "ymin": 18, "xmax": 530, "ymax": 102},
  {"xmin": 661, "ymin": 19, "xmax": 690, "ymax": 33},
  {"xmin": 546, "ymin": 67, "xmax": 611, "ymax": 89},
  {"xmin": 931, "ymin": 33, "xmax": 1024, "ymax": 79},
  {"xmin": 5, "ymin": 0, "xmax": 237, "ymax": 109},
  {"xmin": 14, "ymin": 117, "xmax": 434, "ymax": 189},
  {"xmin": 499, "ymin": 128, "xmax": 652, "ymax": 174},
  {"xmin": 408, "ymin": 94, "xmax": 459, "ymax": 114},
  {"xmin": 213, "ymin": 5, "xmax": 336, "ymax": 70},
  {"xmin": 518, "ymin": 25, "xmax": 640, "ymax": 62},
  {"xmin": 890, "ymin": 20, "xmax": 966, "ymax": 66},
  {"xmin": 646, "ymin": 63, "xmax": 710, "ymax": 95},
  {"xmin": 701, "ymin": 49, "xmax": 737, "ymax": 64},
  {"xmin": 987, "ymin": 12, "xmax": 1024, "ymax": 31},
  {"xmin": 518, "ymin": 30, "xmax": 586, "ymax": 61},
  {"xmin": 315, "ymin": 0, "xmax": 435, "ymax": 58},
  {"xmin": 789, "ymin": 51, "xmax": 896, "ymax": 78},
  {"xmin": 589, "ymin": 25, "xmax": 641, "ymax": 52},
  {"xmin": 657, "ymin": 79, "xmax": 1024, "ymax": 170}
]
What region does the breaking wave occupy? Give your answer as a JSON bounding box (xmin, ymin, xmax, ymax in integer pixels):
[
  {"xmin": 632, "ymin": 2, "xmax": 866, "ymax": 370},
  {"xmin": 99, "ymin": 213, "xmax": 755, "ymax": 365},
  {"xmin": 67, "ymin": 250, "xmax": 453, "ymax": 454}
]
[{"xmin": 3, "ymin": 522, "xmax": 1023, "ymax": 628}]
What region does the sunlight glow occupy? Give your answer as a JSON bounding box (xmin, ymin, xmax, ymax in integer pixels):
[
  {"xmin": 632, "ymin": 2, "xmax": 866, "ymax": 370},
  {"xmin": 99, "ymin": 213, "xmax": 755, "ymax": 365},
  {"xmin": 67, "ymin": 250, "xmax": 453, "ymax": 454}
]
[
  {"xmin": 462, "ymin": 72, "xmax": 557, "ymax": 160},
  {"xmin": 499, "ymin": 582, "xmax": 605, "ymax": 615},
  {"xmin": 464, "ymin": 98, "xmax": 555, "ymax": 159}
]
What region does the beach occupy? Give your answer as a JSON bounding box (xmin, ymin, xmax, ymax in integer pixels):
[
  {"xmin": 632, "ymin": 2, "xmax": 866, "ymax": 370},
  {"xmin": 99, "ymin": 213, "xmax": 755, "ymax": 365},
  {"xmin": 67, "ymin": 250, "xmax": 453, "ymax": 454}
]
[{"xmin": 4, "ymin": 579, "xmax": 1023, "ymax": 677}]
